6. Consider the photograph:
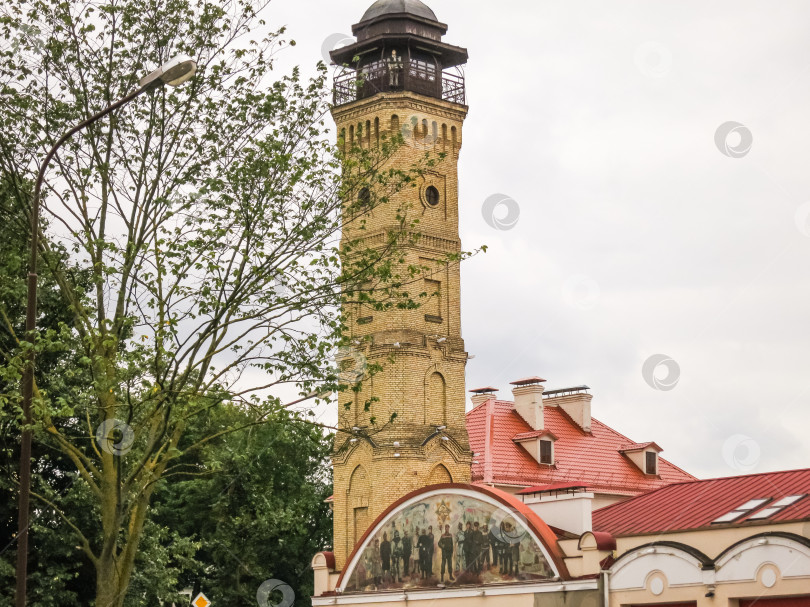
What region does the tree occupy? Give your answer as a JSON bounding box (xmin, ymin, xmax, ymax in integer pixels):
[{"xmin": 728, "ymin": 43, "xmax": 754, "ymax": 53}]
[
  {"xmin": 0, "ymin": 178, "xmax": 96, "ymax": 606},
  {"xmin": 0, "ymin": 0, "xmax": 436, "ymax": 603},
  {"xmin": 136, "ymin": 404, "xmax": 332, "ymax": 606}
]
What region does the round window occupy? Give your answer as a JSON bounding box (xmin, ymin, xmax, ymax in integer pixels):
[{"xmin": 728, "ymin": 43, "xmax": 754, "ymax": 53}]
[{"xmin": 425, "ymin": 185, "xmax": 440, "ymax": 207}]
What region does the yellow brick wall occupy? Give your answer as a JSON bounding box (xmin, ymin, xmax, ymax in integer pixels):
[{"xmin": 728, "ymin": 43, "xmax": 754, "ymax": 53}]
[{"xmin": 331, "ymin": 92, "xmax": 472, "ymax": 570}]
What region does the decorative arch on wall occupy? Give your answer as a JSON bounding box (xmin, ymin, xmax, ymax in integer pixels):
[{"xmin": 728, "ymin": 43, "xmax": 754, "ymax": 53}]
[
  {"xmin": 714, "ymin": 533, "xmax": 810, "ymax": 583},
  {"xmin": 609, "ymin": 542, "xmax": 708, "ymax": 590},
  {"xmin": 428, "ymin": 463, "xmax": 452, "ymax": 485},
  {"xmin": 337, "ymin": 483, "xmax": 569, "ymax": 593},
  {"xmin": 348, "ymin": 464, "xmax": 371, "ymax": 549},
  {"xmin": 428, "ymin": 371, "xmax": 447, "ymax": 424}
]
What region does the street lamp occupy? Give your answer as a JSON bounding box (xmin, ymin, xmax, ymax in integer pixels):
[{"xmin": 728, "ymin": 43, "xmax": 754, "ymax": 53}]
[{"xmin": 14, "ymin": 55, "xmax": 196, "ymax": 607}]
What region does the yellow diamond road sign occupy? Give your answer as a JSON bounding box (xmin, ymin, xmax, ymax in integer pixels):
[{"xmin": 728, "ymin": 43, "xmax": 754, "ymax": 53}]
[{"xmin": 192, "ymin": 593, "xmax": 211, "ymax": 607}]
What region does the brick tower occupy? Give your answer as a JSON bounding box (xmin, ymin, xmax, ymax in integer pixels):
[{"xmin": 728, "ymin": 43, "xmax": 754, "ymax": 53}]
[{"xmin": 329, "ymin": 0, "xmax": 472, "ymax": 570}]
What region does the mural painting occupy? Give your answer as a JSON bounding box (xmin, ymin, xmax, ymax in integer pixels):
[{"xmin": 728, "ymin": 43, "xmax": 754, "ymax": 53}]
[{"xmin": 343, "ymin": 493, "xmax": 556, "ymax": 592}]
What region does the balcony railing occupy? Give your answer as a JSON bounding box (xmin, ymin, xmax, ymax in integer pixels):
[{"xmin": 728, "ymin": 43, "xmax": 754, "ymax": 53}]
[{"xmin": 333, "ymin": 61, "xmax": 465, "ymax": 106}]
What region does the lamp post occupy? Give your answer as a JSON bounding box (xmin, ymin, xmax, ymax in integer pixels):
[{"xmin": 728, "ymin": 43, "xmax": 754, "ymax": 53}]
[{"xmin": 14, "ymin": 55, "xmax": 197, "ymax": 607}]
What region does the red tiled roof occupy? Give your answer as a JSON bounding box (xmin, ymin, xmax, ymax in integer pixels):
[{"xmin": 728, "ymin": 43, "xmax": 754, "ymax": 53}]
[
  {"xmin": 592, "ymin": 468, "xmax": 810, "ymax": 537},
  {"xmin": 466, "ymin": 399, "xmax": 695, "ymax": 495}
]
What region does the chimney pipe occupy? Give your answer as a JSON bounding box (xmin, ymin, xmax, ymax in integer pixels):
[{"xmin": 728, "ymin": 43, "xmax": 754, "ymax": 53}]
[
  {"xmin": 543, "ymin": 386, "xmax": 592, "ymax": 432},
  {"xmin": 510, "ymin": 377, "xmax": 547, "ymax": 431},
  {"xmin": 470, "ymin": 387, "xmax": 498, "ymax": 407}
]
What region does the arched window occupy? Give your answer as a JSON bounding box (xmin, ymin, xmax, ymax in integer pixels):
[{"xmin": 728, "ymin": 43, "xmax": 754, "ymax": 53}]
[
  {"xmin": 391, "ymin": 114, "xmax": 400, "ymax": 131},
  {"xmin": 349, "ymin": 125, "xmax": 355, "ymax": 146},
  {"xmin": 441, "ymin": 124, "xmax": 448, "ymax": 151},
  {"xmin": 374, "ymin": 117, "xmax": 380, "ymax": 146},
  {"xmin": 365, "ymin": 120, "xmax": 371, "ymax": 146}
]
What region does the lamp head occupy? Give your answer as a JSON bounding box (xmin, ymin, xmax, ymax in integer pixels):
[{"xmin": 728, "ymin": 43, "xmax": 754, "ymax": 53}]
[{"xmin": 139, "ymin": 55, "xmax": 197, "ymax": 89}]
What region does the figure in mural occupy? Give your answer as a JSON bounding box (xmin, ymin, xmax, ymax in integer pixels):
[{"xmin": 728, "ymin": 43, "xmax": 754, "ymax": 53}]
[
  {"xmin": 343, "ymin": 493, "xmax": 556, "ymax": 592},
  {"xmin": 438, "ymin": 524, "xmax": 454, "ymax": 583},
  {"xmin": 374, "ymin": 539, "xmax": 383, "ymax": 584},
  {"xmin": 380, "ymin": 533, "xmax": 392, "ymax": 582},
  {"xmin": 402, "ymin": 529, "xmax": 412, "ymax": 577},
  {"xmin": 462, "ymin": 521, "xmax": 474, "ymax": 573},
  {"xmin": 490, "ymin": 525, "xmax": 504, "ymax": 571},
  {"xmin": 481, "ymin": 524, "xmax": 491, "ymax": 570},
  {"xmin": 471, "ymin": 521, "xmax": 484, "ymax": 573},
  {"xmin": 455, "ymin": 522, "xmax": 466, "ymax": 571},
  {"xmin": 417, "ymin": 528, "xmax": 429, "ymax": 579},
  {"xmin": 391, "ymin": 530, "xmax": 403, "ymax": 582},
  {"xmin": 426, "ymin": 525, "xmax": 435, "ymax": 577}
]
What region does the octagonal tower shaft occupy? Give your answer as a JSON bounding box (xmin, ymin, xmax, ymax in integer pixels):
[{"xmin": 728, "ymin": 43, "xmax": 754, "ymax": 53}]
[{"xmin": 329, "ymin": 2, "xmax": 472, "ymax": 571}]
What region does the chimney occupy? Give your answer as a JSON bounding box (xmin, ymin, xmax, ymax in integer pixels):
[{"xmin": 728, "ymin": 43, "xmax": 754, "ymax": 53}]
[
  {"xmin": 470, "ymin": 386, "xmax": 498, "ymax": 407},
  {"xmin": 543, "ymin": 386, "xmax": 592, "ymax": 432},
  {"xmin": 510, "ymin": 377, "xmax": 547, "ymax": 431},
  {"xmin": 521, "ymin": 485, "xmax": 594, "ymax": 535}
]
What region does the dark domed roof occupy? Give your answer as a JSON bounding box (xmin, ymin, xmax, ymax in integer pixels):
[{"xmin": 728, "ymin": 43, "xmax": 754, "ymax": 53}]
[{"xmin": 360, "ymin": 0, "xmax": 438, "ymax": 23}]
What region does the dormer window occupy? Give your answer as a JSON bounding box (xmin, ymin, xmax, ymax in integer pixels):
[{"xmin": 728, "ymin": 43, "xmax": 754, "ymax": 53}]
[
  {"xmin": 513, "ymin": 429, "xmax": 557, "ymax": 466},
  {"xmin": 619, "ymin": 442, "xmax": 663, "ymax": 476},
  {"xmin": 540, "ymin": 439, "xmax": 553, "ymax": 465},
  {"xmin": 646, "ymin": 451, "xmax": 658, "ymax": 475}
]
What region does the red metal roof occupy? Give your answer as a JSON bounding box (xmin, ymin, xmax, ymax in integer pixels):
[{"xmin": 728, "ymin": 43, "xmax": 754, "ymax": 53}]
[
  {"xmin": 466, "ymin": 399, "xmax": 695, "ymax": 495},
  {"xmin": 592, "ymin": 468, "xmax": 810, "ymax": 537}
]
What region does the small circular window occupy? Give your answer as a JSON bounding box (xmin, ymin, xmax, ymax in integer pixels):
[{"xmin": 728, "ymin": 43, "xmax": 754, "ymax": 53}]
[
  {"xmin": 425, "ymin": 185, "xmax": 440, "ymax": 207},
  {"xmin": 357, "ymin": 187, "xmax": 371, "ymax": 207}
]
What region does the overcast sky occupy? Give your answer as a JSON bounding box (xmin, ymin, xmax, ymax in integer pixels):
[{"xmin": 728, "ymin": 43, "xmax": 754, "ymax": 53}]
[{"xmin": 266, "ymin": 0, "xmax": 810, "ymax": 480}]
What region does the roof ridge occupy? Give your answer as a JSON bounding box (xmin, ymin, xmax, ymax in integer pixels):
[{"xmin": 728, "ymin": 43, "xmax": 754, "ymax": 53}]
[{"xmin": 681, "ymin": 466, "xmax": 810, "ymax": 484}]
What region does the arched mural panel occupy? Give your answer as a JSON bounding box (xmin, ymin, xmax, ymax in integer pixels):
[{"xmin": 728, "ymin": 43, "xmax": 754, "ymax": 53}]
[{"xmin": 342, "ymin": 488, "xmax": 557, "ymax": 592}]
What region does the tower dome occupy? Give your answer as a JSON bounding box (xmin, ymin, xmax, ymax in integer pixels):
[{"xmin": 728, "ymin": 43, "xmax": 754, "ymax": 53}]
[{"xmin": 359, "ymin": 0, "xmax": 438, "ymax": 23}]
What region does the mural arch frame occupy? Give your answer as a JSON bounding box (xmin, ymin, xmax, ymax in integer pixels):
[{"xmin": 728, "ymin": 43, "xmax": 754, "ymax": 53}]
[{"xmin": 337, "ymin": 483, "xmax": 569, "ymax": 593}]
